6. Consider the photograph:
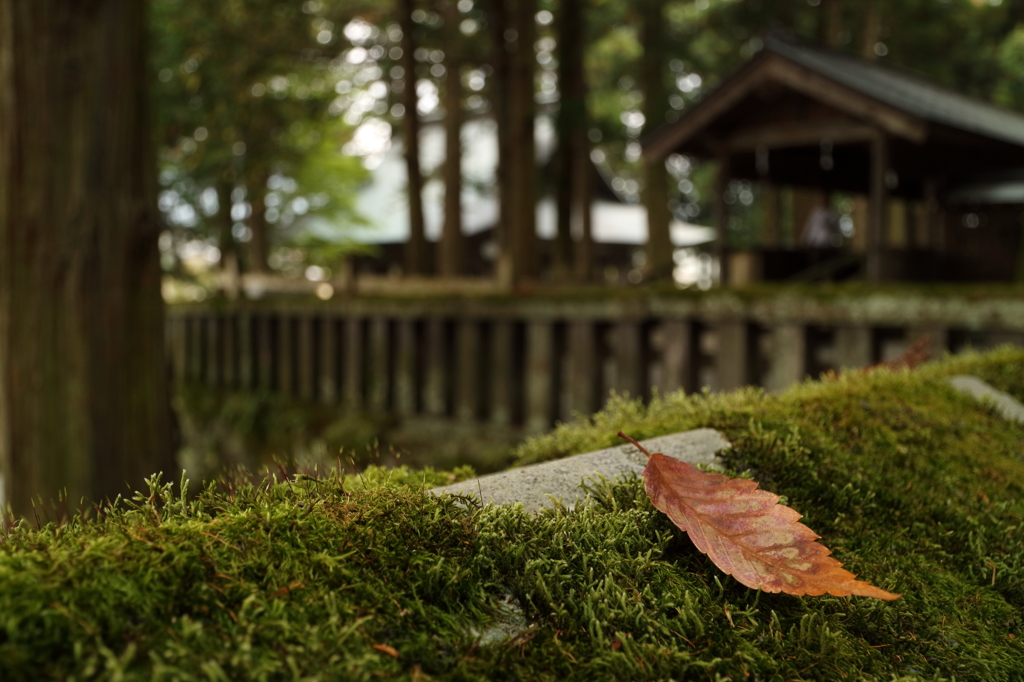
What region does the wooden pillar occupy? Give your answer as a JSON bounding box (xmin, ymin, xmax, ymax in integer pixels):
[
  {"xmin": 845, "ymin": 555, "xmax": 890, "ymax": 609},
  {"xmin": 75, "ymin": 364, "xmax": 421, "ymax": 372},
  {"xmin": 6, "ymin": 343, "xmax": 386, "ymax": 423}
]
[
  {"xmin": 715, "ymin": 153, "xmax": 731, "ymax": 285},
  {"xmin": 715, "ymin": 320, "xmax": 749, "ymax": 391},
  {"xmin": 567, "ymin": 321, "xmax": 597, "ymax": 416},
  {"xmin": 490, "ymin": 320, "xmax": 514, "ymax": 426},
  {"xmin": 612, "ymin": 321, "xmax": 644, "ymax": 398},
  {"xmin": 456, "ymin": 320, "xmax": 480, "ymax": 421},
  {"xmin": 278, "ymin": 315, "xmax": 294, "ymax": 397},
  {"xmin": 765, "ymin": 324, "xmax": 806, "ymax": 392},
  {"xmin": 659, "ymin": 320, "xmax": 694, "ymax": 394},
  {"xmin": 888, "ymin": 198, "xmax": 908, "ymax": 249},
  {"xmin": 344, "ymin": 317, "xmax": 363, "ymax": 409},
  {"xmin": 424, "ymin": 318, "xmax": 447, "ymax": 416},
  {"xmin": 238, "ymin": 312, "xmax": 253, "ymax": 390},
  {"xmin": 395, "ymin": 319, "xmax": 417, "ymax": 416},
  {"xmin": 762, "ymin": 185, "xmax": 780, "ymax": 248},
  {"xmin": 298, "ymin": 315, "xmax": 315, "ymax": 401},
  {"xmin": 867, "ymin": 136, "xmax": 889, "ymax": 282},
  {"xmin": 319, "ymin": 316, "xmax": 337, "ymax": 403},
  {"xmin": 923, "ymin": 180, "xmax": 943, "ymax": 251},
  {"xmin": 835, "ymin": 326, "xmax": 873, "ymax": 369},
  {"xmin": 525, "ymin": 321, "xmax": 554, "ymax": 432},
  {"xmin": 368, "ymin": 318, "xmax": 390, "ymax": 411}
]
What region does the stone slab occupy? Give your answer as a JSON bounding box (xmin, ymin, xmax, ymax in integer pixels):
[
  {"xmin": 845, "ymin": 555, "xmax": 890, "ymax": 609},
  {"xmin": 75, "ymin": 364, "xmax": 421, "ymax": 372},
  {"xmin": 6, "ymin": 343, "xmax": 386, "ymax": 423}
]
[
  {"xmin": 949, "ymin": 375, "xmax": 1024, "ymax": 424},
  {"xmin": 430, "ymin": 428, "xmax": 731, "ymax": 513}
]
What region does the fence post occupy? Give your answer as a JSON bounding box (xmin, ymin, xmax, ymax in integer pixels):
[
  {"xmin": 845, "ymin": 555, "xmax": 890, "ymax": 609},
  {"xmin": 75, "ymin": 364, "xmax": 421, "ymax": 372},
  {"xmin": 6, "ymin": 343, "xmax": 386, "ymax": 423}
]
[
  {"xmin": 424, "ymin": 318, "xmax": 447, "ymax": 416},
  {"xmin": 491, "ymin": 320, "xmax": 514, "ymax": 426},
  {"xmin": 658, "ymin": 320, "xmax": 694, "ymax": 394},
  {"xmin": 369, "ymin": 317, "xmax": 390, "ymax": 411},
  {"xmin": 567, "ymin": 320, "xmax": 597, "ymax": 416},
  {"xmin": 298, "ymin": 315, "xmax": 315, "ymax": 401},
  {"xmin": 223, "ymin": 314, "xmax": 237, "ymax": 389},
  {"xmin": 344, "ymin": 317, "xmax": 363, "ymax": 409},
  {"xmin": 238, "ymin": 312, "xmax": 253, "ymax": 390},
  {"xmin": 319, "ymin": 316, "xmax": 337, "ymax": 403},
  {"xmin": 456, "ymin": 320, "xmax": 480, "ymax": 421},
  {"xmin": 278, "ymin": 315, "xmax": 294, "ymax": 397},
  {"xmin": 525, "ymin": 321, "xmax": 554, "ymax": 433},
  {"xmin": 715, "ymin": 319, "xmax": 750, "ymax": 391},
  {"xmin": 765, "ymin": 323, "xmax": 806, "ymax": 392},
  {"xmin": 611, "ymin": 321, "xmax": 644, "ymax": 399},
  {"xmin": 257, "ymin": 315, "xmax": 273, "ymax": 391},
  {"xmin": 395, "ymin": 319, "xmax": 417, "ymax": 416},
  {"xmin": 835, "ymin": 326, "xmax": 873, "ymax": 369}
]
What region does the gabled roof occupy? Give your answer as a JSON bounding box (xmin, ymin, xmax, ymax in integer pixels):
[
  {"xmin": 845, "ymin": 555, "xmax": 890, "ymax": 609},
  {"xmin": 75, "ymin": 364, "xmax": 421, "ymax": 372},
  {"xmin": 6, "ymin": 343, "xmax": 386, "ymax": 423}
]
[
  {"xmin": 765, "ymin": 37, "xmax": 1024, "ymax": 148},
  {"xmin": 644, "ymin": 34, "xmax": 1024, "ymax": 160}
]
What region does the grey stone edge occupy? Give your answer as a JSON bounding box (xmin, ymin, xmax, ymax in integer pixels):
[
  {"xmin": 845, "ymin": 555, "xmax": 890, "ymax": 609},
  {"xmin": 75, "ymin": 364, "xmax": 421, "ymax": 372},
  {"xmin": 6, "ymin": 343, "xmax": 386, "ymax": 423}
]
[
  {"xmin": 430, "ymin": 428, "xmax": 731, "ymax": 513},
  {"xmin": 948, "ymin": 375, "xmax": 1024, "ymax": 424}
]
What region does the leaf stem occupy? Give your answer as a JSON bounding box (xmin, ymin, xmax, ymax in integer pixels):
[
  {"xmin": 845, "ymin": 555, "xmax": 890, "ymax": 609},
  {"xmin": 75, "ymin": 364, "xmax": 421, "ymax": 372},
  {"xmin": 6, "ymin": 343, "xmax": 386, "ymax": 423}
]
[{"xmin": 617, "ymin": 431, "xmax": 652, "ymax": 459}]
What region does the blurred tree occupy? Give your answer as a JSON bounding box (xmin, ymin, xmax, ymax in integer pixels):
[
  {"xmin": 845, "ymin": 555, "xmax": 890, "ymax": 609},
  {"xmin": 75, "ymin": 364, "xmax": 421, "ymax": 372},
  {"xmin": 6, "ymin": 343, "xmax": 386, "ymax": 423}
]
[
  {"xmin": 553, "ymin": 0, "xmax": 592, "ymax": 281},
  {"xmin": 398, "ymin": 0, "xmax": 429, "ymax": 275},
  {"xmin": 439, "ymin": 0, "xmax": 465, "ymax": 277},
  {"xmin": 152, "ymin": 0, "xmax": 369, "ymax": 275},
  {"xmin": 640, "ymin": 0, "xmax": 674, "ymax": 279},
  {"xmin": 0, "ymin": 1, "xmax": 173, "ymax": 517}
]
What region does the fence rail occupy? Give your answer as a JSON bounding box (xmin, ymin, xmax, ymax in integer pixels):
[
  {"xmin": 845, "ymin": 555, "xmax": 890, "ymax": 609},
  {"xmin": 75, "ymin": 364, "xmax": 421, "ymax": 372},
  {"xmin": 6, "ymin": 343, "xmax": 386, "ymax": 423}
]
[{"xmin": 167, "ymin": 292, "xmax": 1024, "ymax": 431}]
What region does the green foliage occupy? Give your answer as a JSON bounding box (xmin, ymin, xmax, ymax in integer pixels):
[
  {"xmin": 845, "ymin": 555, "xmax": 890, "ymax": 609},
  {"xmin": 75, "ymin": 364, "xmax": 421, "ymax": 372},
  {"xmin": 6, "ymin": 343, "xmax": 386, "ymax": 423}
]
[
  {"xmin": 5, "ymin": 349, "xmax": 1024, "ymax": 679},
  {"xmin": 151, "ymin": 0, "xmax": 371, "ymax": 273}
]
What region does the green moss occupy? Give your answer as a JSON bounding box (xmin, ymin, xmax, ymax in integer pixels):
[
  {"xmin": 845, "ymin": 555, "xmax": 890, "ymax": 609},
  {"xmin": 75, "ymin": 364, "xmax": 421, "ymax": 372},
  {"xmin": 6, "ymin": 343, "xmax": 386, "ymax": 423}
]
[{"xmin": 5, "ymin": 349, "xmax": 1024, "ymax": 679}]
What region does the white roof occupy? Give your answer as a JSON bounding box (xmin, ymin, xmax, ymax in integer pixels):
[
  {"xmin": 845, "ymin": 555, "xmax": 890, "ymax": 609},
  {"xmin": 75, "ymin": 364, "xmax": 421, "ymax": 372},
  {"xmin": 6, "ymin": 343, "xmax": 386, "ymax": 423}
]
[{"xmin": 311, "ymin": 117, "xmax": 713, "ymax": 248}]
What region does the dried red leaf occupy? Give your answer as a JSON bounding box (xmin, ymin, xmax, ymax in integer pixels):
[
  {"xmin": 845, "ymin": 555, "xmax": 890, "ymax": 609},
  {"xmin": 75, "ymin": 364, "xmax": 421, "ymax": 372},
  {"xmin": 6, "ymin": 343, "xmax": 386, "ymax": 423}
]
[
  {"xmin": 373, "ymin": 643, "xmax": 400, "ymax": 658},
  {"xmin": 619, "ymin": 432, "xmax": 899, "ymax": 600},
  {"xmin": 864, "ymin": 335, "xmax": 932, "ymax": 373}
]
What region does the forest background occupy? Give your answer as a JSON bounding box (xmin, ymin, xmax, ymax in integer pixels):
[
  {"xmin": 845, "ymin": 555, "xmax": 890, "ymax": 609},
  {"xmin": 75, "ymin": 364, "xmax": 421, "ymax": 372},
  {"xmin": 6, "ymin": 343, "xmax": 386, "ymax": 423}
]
[{"xmin": 154, "ymin": 0, "xmax": 1024, "ymax": 289}]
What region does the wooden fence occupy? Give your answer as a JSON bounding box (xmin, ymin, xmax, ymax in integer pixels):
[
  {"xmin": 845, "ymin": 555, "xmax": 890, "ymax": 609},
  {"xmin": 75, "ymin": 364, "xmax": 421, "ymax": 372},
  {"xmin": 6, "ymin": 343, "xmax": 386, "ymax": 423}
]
[{"xmin": 167, "ymin": 292, "xmax": 1024, "ymax": 432}]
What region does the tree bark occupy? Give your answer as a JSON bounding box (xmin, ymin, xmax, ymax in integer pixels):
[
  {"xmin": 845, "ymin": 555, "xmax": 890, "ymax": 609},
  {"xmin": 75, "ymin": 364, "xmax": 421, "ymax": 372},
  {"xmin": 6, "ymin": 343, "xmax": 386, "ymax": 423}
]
[
  {"xmin": 216, "ymin": 181, "xmax": 236, "ymax": 266},
  {"xmin": 400, "ymin": 0, "xmax": 428, "ymax": 276},
  {"xmin": 439, "ymin": 0, "xmax": 463, "ymax": 277},
  {"xmin": 0, "ymin": 1, "xmax": 173, "ymax": 518},
  {"xmin": 506, "ymin": 0, "xmax": 537, "ymax": 283},
  {"xmin": 640, "ymin": 0, "xmax": 673, "ymax": 279},
  {"xmin": 245, "ymin": 163, "xmax": 272, "ymax": 273},
  {"xmin": 488, "ymin": 0, "xmax": 513, "ymax": 284},
  {"xmin": 553, "ymin": 0, "xmax": 585, "ymax": 282}
]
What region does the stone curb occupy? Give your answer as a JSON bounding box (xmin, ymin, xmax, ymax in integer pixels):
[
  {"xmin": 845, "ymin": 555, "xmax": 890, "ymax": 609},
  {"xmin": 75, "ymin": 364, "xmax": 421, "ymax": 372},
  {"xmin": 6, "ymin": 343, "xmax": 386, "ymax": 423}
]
[
  {"xmin": 948, "ymin": 375, "xmax": 1024, "ymax": 424},
  {"xmin": 430, "ymin": 428, "xmax": 731, "ymax": 513}
]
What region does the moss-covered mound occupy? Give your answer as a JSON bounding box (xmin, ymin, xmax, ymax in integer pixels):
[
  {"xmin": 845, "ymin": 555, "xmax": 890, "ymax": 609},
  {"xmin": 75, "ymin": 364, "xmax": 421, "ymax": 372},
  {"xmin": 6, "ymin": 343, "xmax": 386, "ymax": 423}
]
[{"xmin": 4, "ymin": 349, "xmax": 1024, "ymax": 680}]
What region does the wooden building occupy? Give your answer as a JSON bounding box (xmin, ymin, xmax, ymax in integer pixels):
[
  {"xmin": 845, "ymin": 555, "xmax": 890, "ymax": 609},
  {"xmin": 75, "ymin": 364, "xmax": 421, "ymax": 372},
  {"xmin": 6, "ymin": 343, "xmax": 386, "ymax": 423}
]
[{"xmin": 643, "ymin": 34, "xmax": 1024, "ymax": 283}]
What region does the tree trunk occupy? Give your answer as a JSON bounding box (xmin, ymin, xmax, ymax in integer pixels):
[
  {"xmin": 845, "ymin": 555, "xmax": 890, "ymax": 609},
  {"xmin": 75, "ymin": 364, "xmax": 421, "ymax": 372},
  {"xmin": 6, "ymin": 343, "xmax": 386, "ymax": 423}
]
[
  {"xmin": 640, "ymin": 0, "xmax": 673, "ymax": 279},
  {"xmin": 246, "ymin": 164, "xmax": 271, "ymax": 272},
  {"xmin": 0, "ymin": 1, "xmax": 173, "ymax": 518},
  {"xmin": 400, "ymin": 0, "xmax": 428, "ymax": 276},
  {"xmin": 216, "ymin": 181, "xmax": 236, "ymax": 266},
  {"xmin": 489, "ymin": 0, "xmax": 514, "ymax": 285},
  {"xmin": 506, "ymin": 0, "xmax": 537, "ymax": 283},
  {"xmin": 553, "ymin": 0, "xmax": 584, "ymax": 282},
  {"xmin": 439, "ymin": 0, "xmax": 463, "ymax": 277}
]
